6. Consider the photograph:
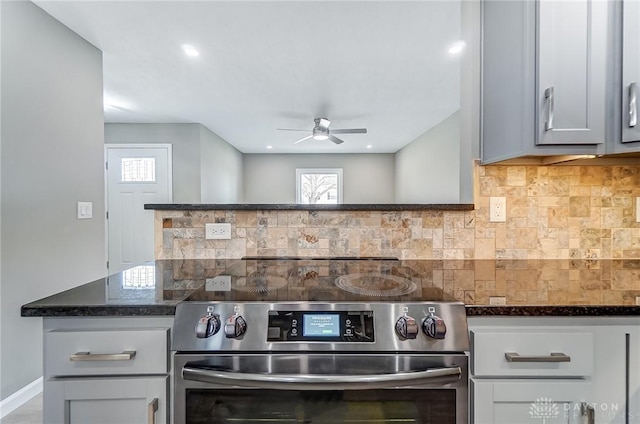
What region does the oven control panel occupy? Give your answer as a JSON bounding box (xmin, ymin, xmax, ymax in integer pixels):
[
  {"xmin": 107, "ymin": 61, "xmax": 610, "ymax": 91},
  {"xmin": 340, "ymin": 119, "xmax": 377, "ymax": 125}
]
[
  {"xmin": 267, "ymin": 310, "xmax": 374, "ymax": 342},
  {"xmin": 172, "ymin": 302, "xmax": 469, "ymax": 353}
]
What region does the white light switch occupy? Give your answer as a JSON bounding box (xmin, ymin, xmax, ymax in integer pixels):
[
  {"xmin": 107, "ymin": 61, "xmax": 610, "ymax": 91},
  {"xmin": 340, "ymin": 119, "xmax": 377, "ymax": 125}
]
[
  {"xmin": 636, "ymin": 198, "xmax": 640, "ymax": 223},
  {"xmin": 77, "ymin": 202, "xmax": 93, "ymax": 219}
]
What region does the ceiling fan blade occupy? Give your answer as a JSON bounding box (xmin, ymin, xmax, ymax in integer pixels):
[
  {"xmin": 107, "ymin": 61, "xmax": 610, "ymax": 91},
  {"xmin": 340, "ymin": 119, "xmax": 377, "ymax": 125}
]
[
  {"xmin": 328, "ymin": 134, "xmax": 344, "ymax": 144},
  {"xmin": 329, "ymin": 128, "xmax": 367, "ymax": 134},
  {"xmin": 292, "ymin": 135, "xmax": 314, "ymax": 144},
  {"xmin": 316, "ymin": 118, "xmax": 331, "ymax": 131},
  {"xmin": 277, "ymin": 128, "xmax": 310, "ymax": 132}
]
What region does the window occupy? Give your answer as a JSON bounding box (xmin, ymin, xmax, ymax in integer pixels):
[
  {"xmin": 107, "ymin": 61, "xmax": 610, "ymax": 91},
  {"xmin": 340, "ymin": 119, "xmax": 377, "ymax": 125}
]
[
  {"xmin": 121, "ymin": 157, "xmax": 156, "ymax": 182},
  {"xmin": 296, "ymin": 168, "xmax": 343, "ymax": 204}
]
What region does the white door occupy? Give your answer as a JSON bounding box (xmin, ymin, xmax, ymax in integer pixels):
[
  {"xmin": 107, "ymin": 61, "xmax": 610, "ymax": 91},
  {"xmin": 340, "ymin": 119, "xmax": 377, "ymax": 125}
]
[{"xmin": 106, "ymin": 145, "xmax": 172, "ymax": 273}]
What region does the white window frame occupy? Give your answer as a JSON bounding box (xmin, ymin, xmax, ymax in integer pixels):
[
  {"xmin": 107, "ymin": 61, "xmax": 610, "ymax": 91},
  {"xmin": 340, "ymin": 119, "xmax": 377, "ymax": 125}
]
[{"xmin": 296, "ymin": 168, "xmax": 343, "ymax": 204}]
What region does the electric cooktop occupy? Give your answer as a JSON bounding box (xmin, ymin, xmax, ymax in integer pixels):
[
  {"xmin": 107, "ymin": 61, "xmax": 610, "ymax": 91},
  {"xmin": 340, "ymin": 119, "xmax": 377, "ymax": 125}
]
[{"xmin": 157, "ymin": 258, "xmax": 458, "ymax": 303}]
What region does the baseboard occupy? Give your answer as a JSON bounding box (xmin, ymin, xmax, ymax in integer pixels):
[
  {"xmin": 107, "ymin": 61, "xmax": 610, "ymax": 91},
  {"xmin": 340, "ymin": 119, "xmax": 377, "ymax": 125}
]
[{"xmin": 0, "ymin": 377, "xmax": 43, "ymax": 418}]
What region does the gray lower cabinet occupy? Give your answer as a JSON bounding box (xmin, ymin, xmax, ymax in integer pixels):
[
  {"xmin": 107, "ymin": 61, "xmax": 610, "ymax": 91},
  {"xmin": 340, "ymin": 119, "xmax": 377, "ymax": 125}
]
[
  {"xmin": 482, "ymin": 0, "xmax": 607, "ymax": 163},
  {"xmin": 592, "ymin": 321, "xmax": 640, "ymax": 424},
  {"xmin": 42, "ymin": 317, "xmax": 173, "ymax": 424},
  {"xmin": 470, "ymin": 316, "xmax": 640, "ymax": 424},
  {"xmin": 45, "ymin": 377, "xmax": 167, "ymax": 424},
  {"xmin": 469, "ymin": 317, "xmax": 596, "ymax": 424},
  {"xmin": 472, "ymin": 380, "xmax": 592, "ymax": 424}
]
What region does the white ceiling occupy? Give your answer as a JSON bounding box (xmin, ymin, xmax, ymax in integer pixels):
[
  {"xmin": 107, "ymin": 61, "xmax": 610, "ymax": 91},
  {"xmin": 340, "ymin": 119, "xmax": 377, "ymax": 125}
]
[{"xmin": 35, "ymin": 1, "xmax": 461, "ymax": 154}]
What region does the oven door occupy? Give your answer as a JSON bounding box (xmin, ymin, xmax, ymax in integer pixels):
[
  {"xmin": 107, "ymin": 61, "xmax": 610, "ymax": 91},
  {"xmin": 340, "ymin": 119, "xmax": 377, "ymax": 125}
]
[{"xmin": 173, "ymin": 353, "xmax": 468, "ymax": 424}]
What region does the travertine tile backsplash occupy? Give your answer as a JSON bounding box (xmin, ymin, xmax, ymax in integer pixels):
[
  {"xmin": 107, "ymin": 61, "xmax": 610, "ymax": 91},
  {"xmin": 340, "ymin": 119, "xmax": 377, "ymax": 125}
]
[
  {"xmin": 475, "ymin": 164, "xmax": 640, "ymax": 260},
  {"xmin": 155, "ymin": 164, "xmax": 640, "ymax": 261}
]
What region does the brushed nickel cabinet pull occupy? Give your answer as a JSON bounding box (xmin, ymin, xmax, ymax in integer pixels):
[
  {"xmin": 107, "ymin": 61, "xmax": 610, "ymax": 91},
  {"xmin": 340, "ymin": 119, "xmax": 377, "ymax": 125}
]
[
  {"xmin": 630, "ymin": 82, "xmax": 637, "ymax": 127},
  {"xmin": 545, "ymin": 87, "xmax": 555, "ymax": 131},
  {"xmin": 581, "ymin": 402, "xmax": 595, "ymax": 424},
  {"xmin": 148, "ymin": 398, "xmax": 158, "ymax": 424},
  {"xmin": 505, "ymin": 352, "xmax": 571, "ymax": 362},
  {"xmin": 69, "ymin": 350, "xmax": 136, "ymax": 361}
]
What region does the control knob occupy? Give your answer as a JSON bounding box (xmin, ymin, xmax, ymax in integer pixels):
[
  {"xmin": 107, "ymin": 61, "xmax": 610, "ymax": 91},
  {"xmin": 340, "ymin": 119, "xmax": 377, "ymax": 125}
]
[
  {"xmin": 195, "ymin": 306, "xmax": 221, "ymax": 338},
  {"xmin": 395, "ymin": 314, "xmax": 419, "ymax": 339},
  {"xmin": 422, "ymin": 313, "xmax": 446, "ymax": 339},
  {"xmin": 224, "ymin": 313, "xmax": 247, "ymax": 338}
]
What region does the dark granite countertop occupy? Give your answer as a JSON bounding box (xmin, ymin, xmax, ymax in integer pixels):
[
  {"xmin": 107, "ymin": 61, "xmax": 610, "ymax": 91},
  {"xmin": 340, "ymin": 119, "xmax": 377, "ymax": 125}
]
[
  {"xmin": 466, "ymin": 305, "xmax": 640, "ymax": 316},
  {"xmin": 144, "ymin": 203, "xmax": 475, "ymax": 211},
  {"xmin": 20, "ymin": 269, "xmax": 193, "ymax": 317},
  {"xmin": 21, "ymin": 259, "xmax": 640, "ymax": 317}
]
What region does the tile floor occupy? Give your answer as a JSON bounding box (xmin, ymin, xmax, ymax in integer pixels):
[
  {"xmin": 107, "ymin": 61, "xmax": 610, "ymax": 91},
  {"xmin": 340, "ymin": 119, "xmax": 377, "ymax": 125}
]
[{"xmin": 0, "ymin": 393, "xmax": 42, "ymax": 424}]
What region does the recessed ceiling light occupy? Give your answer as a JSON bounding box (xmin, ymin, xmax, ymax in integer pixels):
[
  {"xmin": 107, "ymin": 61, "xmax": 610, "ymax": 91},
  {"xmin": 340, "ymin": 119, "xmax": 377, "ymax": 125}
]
[
  {"xmin": 182, "ymin": 44, "xmax": 200, "ymax": 57},
  {"xmin": 266, "ymin": 145, "xmax": 273, "ymax": 149},
  {"xmin": 366, "ymin": 145, "xmax": 372, "ymax": 149},
  {"xmin": 448, "ymin": 41, "xmax": 466, "ymax": 55}
]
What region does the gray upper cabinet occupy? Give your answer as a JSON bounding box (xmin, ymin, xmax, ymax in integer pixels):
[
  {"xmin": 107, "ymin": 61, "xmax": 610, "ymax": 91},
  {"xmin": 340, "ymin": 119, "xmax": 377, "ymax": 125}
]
[
  {"xmin": 537, "ymin": 1, "xmax": 607, "ymax": 145},
  {"xmin": 482, "ymin": 0, "xmax": 607, "ymax": 163},
  {"xmin": 622, "ymin": 0, "xmax": 640, "ymax": 144}
]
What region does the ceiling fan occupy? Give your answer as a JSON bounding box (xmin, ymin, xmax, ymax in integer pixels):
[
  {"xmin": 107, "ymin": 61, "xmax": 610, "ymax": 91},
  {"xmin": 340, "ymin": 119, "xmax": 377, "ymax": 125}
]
[{"xmin": 278, "ymin": 118, "xmax": 367, "ymax": 145}]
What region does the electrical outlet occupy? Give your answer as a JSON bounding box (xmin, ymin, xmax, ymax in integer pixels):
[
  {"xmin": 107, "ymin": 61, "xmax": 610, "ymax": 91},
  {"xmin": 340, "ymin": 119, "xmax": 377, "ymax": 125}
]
[
  {"xmin": 205, "ymin": 223, "xmax": 231, "ymax": 240},
  {"xmin": 489, "ymin": 197, "xmax": 506, "ymax": 222},
  {"xmin": 206, "ymin": 275, "xmax": 232, "ymax": 291},
  {"xmin": 636, "ymin": 198, "xmax": 640, "ymax": 223},
  {"xmin": 489, "ymin": 296, "xmax": 506, "ymax": 305}
]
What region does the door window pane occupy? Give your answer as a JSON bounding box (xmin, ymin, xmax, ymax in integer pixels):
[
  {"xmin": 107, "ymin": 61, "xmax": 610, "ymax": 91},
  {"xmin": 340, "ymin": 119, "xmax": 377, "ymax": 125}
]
[
  {"xmin": 122, "ymin": 265, "xmax": 155, "ymax": 289},
  {"xmin": 121, "ymin": 158, "xmax": 156, "ymax": 182}
]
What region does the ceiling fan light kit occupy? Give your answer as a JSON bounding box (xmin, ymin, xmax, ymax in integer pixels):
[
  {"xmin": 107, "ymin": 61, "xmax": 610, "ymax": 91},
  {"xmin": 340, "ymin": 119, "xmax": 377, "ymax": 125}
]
[
  {"xmin": 279, "ymin": 117, "xmax": 367, "ymax": 145},
  {"xmin": 313, "ymin": 133, "xmax": 329, "ymax": 141}
]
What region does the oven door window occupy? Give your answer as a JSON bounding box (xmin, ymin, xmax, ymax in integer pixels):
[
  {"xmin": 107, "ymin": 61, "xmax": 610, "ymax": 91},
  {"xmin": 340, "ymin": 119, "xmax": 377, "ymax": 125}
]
[{"xmin": 186, "ymin": 388, "xmax": 456, "ymax": 423}]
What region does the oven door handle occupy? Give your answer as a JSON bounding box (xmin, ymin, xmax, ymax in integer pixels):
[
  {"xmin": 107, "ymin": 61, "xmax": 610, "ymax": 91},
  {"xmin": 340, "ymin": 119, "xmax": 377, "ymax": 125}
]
[{"xmin": 182, "ymin": 366, "xmax": 462, "ymax": 390}]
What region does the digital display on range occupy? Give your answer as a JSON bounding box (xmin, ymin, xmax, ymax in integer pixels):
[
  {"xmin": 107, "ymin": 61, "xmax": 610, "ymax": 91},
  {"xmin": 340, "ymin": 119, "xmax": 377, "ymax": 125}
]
[
  {"xmin": 303, "ymin": 314, "xmax": 340, "ymax": 337},
  {"xmin": 266, "ymin": 310, "xmax": 374, "ymax": 342}
]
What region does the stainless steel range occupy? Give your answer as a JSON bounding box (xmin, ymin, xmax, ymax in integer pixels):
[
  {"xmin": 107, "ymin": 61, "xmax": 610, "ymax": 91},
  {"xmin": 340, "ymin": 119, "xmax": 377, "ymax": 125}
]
[{"xmin": 171, "ymin": 259, "xmax": 469, "ymax": 424}]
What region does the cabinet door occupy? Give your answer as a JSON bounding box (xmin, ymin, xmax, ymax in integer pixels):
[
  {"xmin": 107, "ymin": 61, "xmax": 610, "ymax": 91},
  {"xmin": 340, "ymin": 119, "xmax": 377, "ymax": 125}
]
[
  {"xmin": 45, "ymin": 377, "xmax": 168, "ymax": 424},
  {"xmin": 623, "ymin": 0, "xmax": 640, "ymax": 143},
  {"xmin": 537, "ymin": 0, "xmax": 607, "ymax": 145},
  {"xmin": 632, "ymin": 330, "xmax": 640, "ymax": 424},
  {"xmin": 593, "ymin": 326, "xmax": 640, "ymax": 424},
  {"xmin": 472, "ymin": 380, "xmax": 593, "ymax": 424}
]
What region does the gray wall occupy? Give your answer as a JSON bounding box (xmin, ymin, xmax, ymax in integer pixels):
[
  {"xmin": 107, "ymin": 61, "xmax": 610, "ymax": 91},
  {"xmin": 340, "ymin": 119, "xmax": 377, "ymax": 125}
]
[
  {"xmin": 395, "ymin": 112, "xmax": 460, "ymax": 203},
  {"xmin": 1, "ymin": 1, "xmax": 105, "ymax": 400},
  {"xmin": 460, "ymin": 0, "xmax": 481, "ymax": 203},
  {"xmin": 200, "ymin": 126, "xmax": 243, "ymax": 203},
  {"xmin": 105, "ymin": 123, "xmax": 202, "ymax": 203},
  {"xmin": 243, "ymin": 154, "xmax": 395, "ymax": 203}
]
